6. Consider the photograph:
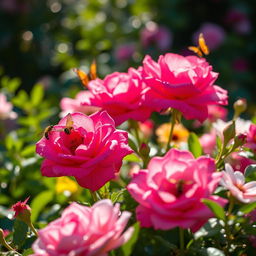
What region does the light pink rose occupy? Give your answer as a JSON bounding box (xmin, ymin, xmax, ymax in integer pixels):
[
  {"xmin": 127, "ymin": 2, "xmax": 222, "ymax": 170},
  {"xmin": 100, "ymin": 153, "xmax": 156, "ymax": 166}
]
[
  {"xmin": 220, "ymin": 164, "xmax": 256, "ymax": 203},
  {"xmin": 142, "ymin": 53, "xmax": 228, "ymax": 122},
  {"xmin": 192, "ymin": 23, "xmax": 226, "ymax": 50},
  {"xmin": 32, "ymin": 200, "xmax": 134, "ymax": 256},
  {"xmin": 36, "ymin": 111, "xmax": 133, "ymax": 191},
  {"xmin": 60, "ymin": 91, "xmax": 100, "ymax": 117},
  {"xmin": 81, "ymin": 68, "xmax": 153, "ymax": 126},
  {"xmin": 140, "ymin": 24, "xmax": 172, "ymax": 51},
  {"xmin": 245, "ymin": 124, "xmax": 256, "ymax": 151},
  {"xmin": 226, "ymin": 152, "xmax": 256, "ymax": 173},
  {"xmin": 199, "ymin": 132, "xmax": 217, "ymax": 155},
  {"xmin": 0, "ymin": 93, "xmax": 17, "ymax": 120},
  {"xmin": 127, "ymin": 148, "xmax": 227, "ymax": 232}
]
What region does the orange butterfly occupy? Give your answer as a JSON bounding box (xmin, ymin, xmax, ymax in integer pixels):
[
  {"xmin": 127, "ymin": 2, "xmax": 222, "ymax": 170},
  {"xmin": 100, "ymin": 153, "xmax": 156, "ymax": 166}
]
[
  {"xmin": 188, "ymin": 33, "xmax": 209, "ymax": 57},
  {"xmin": 73, "ymin": 60, "xmax": 97, "ymax": 87}
]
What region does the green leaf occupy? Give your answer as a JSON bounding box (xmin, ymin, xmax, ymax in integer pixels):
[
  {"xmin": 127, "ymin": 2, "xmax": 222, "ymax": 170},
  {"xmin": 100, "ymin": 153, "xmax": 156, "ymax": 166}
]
[
  {"xmin": 128, "ymin": 134, "xmax": 138, "ymax": 153},
  {"xmin": 31, "ymin": 84, "xmax": 44, "ymax": 106},
  {"xmin": 188, "ymin": 132, "xmax": 202, "ymax": 158},
  {"xmin": 120, "ymin": 222, "xmax": 140, "ymax": 256},
  {"xmin": 239, "ymin": 201, "xmax": 256, "ymax": 214},
  {"xmin": 244, "ymin": 164, "xmax": 256, "ymax": 177},
  {"xmin": 23, "ymin": 249, "xmax": 34, "ymax": 256},
  {"xmin": 202, "ymin": 199, "xmax": 225, "ymax": 221},
  {"xmin": 13, "ymin": 219, "xmax": 28, "ymax": 248},
  {"xmin": 20, "ymin": 145, "xmax": 36, "ymax": 157},
  {"xmin": 110, "ymin": 189, "xmax": 126, "ymax": 203},
  {"xmin": 123, "ymin": 153, "xmax": 142, "ymax": 163},
  {"xmin": 31, "ymin": 191, "xmax": 54, "ymax": 222},
  {"xmin": 8, "ymin": 77, "xmax": 21, "ymax": 93}
]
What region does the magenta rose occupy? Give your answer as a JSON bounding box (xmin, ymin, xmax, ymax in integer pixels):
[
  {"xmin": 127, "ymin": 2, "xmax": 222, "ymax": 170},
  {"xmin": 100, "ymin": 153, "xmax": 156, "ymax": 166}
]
[
  {"xmin": 245, "ymin": 124, "xmax": 256, "ymax": 151},
  {"xmin": 32, "ymin": 200, "xmax": 134, "ymax": 256},
  {"xmin": 142, "ymin": 53, "xmax": 228, "ymax": 122},
  {"xmin": 127, "ymin": 148, "xmax": 227, "ymax": 232},
  {"xmin": 36, "ymin": 111, "xmax": 133, "ymax": 191},
  {"xmin": 81, "ymin": 68, "xmax": 153, "ymax": 126}
]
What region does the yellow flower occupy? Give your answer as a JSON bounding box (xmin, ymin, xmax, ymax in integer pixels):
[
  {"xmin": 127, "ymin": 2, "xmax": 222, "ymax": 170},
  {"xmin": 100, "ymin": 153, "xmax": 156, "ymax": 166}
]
[
  {"xmin": 156, "ymin": 123, "xmax": 189, "ymax": 146},
  {"xmin": 56, "ymin": 177, "xmax": 80, "ymax": 195}
]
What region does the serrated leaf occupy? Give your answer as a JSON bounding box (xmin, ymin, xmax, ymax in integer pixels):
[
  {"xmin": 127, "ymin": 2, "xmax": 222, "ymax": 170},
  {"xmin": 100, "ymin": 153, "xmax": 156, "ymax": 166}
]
[
  {"xmin": 202, "ymin": 199, "xmax": 225, "ymax": 221},
  {"xmin": 239, "ymin": 201, "xmax": 256, "ymax": 214},
  {"xmin": 120, "ymin": 222, "xmax": 140, "ymax": 256},
  {"xmin": 188, "ymin": 133, "xmax": 202, "ymax": 158},
  {"xmin": 31, "ymin": 191, "xmax": 54, "ymax": 222},
  {"xmin": 31, "ymin": 84, "xmax": 44, "ymax": 106},
  {"xmin": 13, "ymin": 219, "xmax": 28, "ymax": 248},
  {"xmin": 244, "ymin": 164, "xmax": 256, "ymax": 177}
]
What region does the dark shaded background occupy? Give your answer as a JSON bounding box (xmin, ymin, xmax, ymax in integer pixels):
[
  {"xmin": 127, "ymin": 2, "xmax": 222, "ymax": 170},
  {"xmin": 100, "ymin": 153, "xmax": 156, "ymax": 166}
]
[{"xmin": 0, "ymin": 0, "xmax": 255, "ymax": 109}]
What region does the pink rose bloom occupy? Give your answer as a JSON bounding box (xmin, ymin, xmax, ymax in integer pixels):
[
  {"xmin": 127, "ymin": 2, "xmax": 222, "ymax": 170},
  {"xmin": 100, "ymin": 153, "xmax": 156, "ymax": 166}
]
[
  {"xmin": 81, "ymin": 68, "xmax": 153, "ymax": 126},
  {"xmin": 208, "ymin": 105, "xmax": 228, "ymax": 122},
  {"xmin": 142, "ymin": 53, "xmax": 228, "ymax": 122},
  {"xmin": 36, "ymin": 111, "xmax": 133, "ymax": 191},
  {"xmin": 0, "ymin": 93, "xmax": 17, "ymax": 120},
  {"xmin": 245, "ymin": 124, "xmax": 256, "ymax": 151},
  {"xmin": 60, "ymin": 91, "xmax": 100, "ymax": 117},
  {"xmin": 127, "ymin": 148, "xmax": 227, "ymax": 232},
  {"xmin": 226, "ymin": 152, "xmax": 256, "ymax": 173},
  {"xmin": 140, "ymin": 23, "xmax": 172, "ymax": 51},
  {"xmin": 199, "ymin": 132, "xmax": 217, "ymax": 155},
  {"xmin": 32, "ymin": 200, "xmax": 134, "ymax": 256},
  {"xmin": 115, "ymin": 43, "xmax": 136, "ymax": 62},
  {"xmin": 220, "ymin": 164, "xmax": 256, "ymax": 203},
  {"xmin": 225, "ymin": 9, "xmax": 251, "ymax": 35},
  {"xmin": 192, "ymin": 23, "xmax": 226, "ymax": 50}
]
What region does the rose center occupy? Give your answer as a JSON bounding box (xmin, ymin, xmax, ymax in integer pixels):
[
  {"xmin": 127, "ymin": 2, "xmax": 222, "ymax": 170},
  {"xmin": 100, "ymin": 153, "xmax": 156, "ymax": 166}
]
[{"xmin": 62, "ymin": 130, "xmax": 84, "ymax": 155}]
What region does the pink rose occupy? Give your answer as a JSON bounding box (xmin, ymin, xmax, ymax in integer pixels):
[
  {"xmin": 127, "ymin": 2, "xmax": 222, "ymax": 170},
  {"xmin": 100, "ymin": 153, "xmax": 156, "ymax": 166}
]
[
  {"xmin": 81, "ymin": 68, "xmax": 153, "ymax": 126},
  {"xmin": 32, "ymin": 200, "xmax": 134, "ymax": 256},
  {"xmin": 127, "ymin": 148, "xmax": 227, "ymax": 232},
  {"xmin": 140, "ymin": 23, "xmax": 173, "ymax": 51},
  {"xmin": 115, "ymin": 43, "xmax": 136, "ymax": 62},
  {"xmin": 192, "ymin": 23, "xmax": 226, "ymax": 50},
  {"xmin": 199, "ymin": 132, "xmax": 217, "ymax": 155},
  {"xmin": 142, "ymin": 53, "xmax": 228, "ymax": 122},
  {"xmin": 225, "ymin": 9, "xmax": 251, "ymax": 35},
  {"xmin": 245, "ymin": 124, "xmax": 256, "ymax": 151},
  {"xmin": 0, "ymin": 93, "xmax": 17, "ymax": 120},
  {"xmin": 36, "ymin": 111, "xmax": 133, "ymax": 191},
  {"xmin": 208, "ymin": 105, "xmax": 228, "ymax": 122},
  {"xmin": 60, "ymin": 91, "xmax": 100, "ymax": 117}
]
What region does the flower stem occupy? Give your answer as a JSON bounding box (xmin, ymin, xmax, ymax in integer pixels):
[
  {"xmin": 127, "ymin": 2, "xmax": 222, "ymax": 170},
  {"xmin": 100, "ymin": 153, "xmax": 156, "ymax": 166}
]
[
  {"xmin": 90, "ymin": 190, "xmax": 98, "ymax": 203},
  {"xmin": 165, "ymin": 110, "xmax": 177, "ymax": 153},
  {"xmin": 0, "ymin": 229, "xmax": 15, "ymax": 251},
  {"xmin": 179, "ymin": 228, "xmax": 185, "ymax": 256},
  {"xmin": 29, "ymin": 222, "xmax": 39, "ymax": 237},
  {"xmin": 228, "ymin": 195, "xmax": 235, "ymax": 216}
]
